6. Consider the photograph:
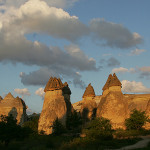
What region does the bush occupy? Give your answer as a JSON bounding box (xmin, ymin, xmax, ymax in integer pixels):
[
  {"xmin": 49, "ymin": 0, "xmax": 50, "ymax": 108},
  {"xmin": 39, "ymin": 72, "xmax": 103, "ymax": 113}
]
[
  {"xmin": 82, "ymin": 117, "xmax": 113, "ymax": 140},
  {"xmin": 66, "ymin": 110, "xmax": 82, "ymax": 132},
  {"xmin": 23, "ymin": 115, "xmax": 39, "ymax": 133},
  {"xmin": 125, "ymin": 109, "xmax": 149, "ymax": 130},
  {"xmin": 0, "ymin": 115, "xmax": 32, "ymax": 146},
  {"xmin": 51, "ymin": 118, "xmax": 66, "ymax": 135}
]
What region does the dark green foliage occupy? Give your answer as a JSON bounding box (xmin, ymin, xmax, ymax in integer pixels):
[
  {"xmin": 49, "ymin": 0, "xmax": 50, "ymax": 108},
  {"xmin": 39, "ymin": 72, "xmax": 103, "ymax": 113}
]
[
  {"xmin": 83, "ymin": 117, "xmax": 113, "ymax": 140},
  {"xmin": 61, "ymin": 136, "xmax": 141, "ymax": 150},
  {"xmin": 66, "ymin": 110, "xmax": 82, "ymax": 132},
  {"xmin": 125, "ymin": 109, "xmax": 149, "ymax": 130},
  {"xmin": 114, "ymin": 128, "xmax": 150, "ymax": 139},
  {"xmin": 23, "ymin": 115, "xmax": 39, "ymax": 133},
  {"xmin": 0, "ymin": 115, "xmax": 32, "ymax": 146},
  {"xmin": 51, "ymin": 118, "xmax": 66, "ymax": 135}
]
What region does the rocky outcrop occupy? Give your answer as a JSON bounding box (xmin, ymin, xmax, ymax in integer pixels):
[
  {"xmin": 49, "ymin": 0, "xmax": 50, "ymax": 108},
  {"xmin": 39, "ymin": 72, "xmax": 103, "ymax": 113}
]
[
  {"xmin": 38, "ymin": 77, "xmax": 72, "ymax": 135},
  {"xmin": 0, "ymin": 93, "xmax": 27, "ymax": 125},
  {"xmin": 97, "ymin": 92, "xmax": 128, "ymax": 129},
  {"xmin": 82, "ymin": 83, "xmax": 95, "ymax": 98},
  {"xmin": 81, "ymin": 84, "xmax": 97, "ymax": 121},
  {"xmin": 97, "ymin": 74, "xmax": 128, "ymax": 129},
  {"xmin": 102, "ymin": 73, "xmax": 122, "ymax": 96}
]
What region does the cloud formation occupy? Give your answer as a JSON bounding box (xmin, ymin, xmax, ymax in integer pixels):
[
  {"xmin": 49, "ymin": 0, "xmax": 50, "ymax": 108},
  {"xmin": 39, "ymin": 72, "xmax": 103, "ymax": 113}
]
[
  {"xmin": 139, "ymin": 67, "xmax": 150, "ymax": 79},
  {"xmin": 122, "ymin": 80, "xmax": 150, "ymax": 93},
  {"xmin": 112, "ymin": 67, "xmax": 135, "ymax": 74},
  {"xmin": 0, "ymin": 0, "xmax": 144, "ymax": 89},
  {"xmin": 14, "ymin": 88, "xmax": 31, "ymax": 96},
  {"xmin": 90, "ymin": 18, "xmax": 143, "ymax": 49},
  {"xmin": 35, "ymin": 88, "xmax": 45, "ymax": 99},
  {"xmin": 129, "ymin": 49, "xmax": 146, "ymax": 56},
  {"xmin": 107, "ymin": 57, "xmax": 120, "ymax": 67},
  {"xmin": 0, "ymin": 0, "xmax": 78, "ymax": 9},
  {"xmin": 20, "ymin": 66, "xmax": 86, "ymax": 89}
]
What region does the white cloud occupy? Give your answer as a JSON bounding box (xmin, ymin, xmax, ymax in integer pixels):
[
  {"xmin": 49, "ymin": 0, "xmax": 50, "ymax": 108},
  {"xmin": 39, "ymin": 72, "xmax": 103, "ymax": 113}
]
[
  {"xmin": 121, "ymin": 80, "xmax": 150, "ymax": 93},
  {"xmin": 90, "ymin": 18, "xmax": 143, "ymax": 49},
  {"xmin": 129, "ymin": 49, "xmax": 146, "ymax": 56},
  {"xmin": 139, "ymin": 66, "xmax": 150, "ymax": 72},
  {"xmin": 42, "ymin": 0, "xmax": 78, "ymax": 8},
  {"xmin": 14, "ymin": 88, "xmax": 31, "ymax": 96},
  {"xmin": 112, "ymin": 67, "xmax": 129, "ymax": 74},
  {"xmin": 0, "ymin": 0, "xmax": 78, "ymax": 9},
  {"xmin": 35, "ymin": 88, "xmax": 45, "ymax": 99},
  {"xmin": 112, "ymin": 67, "xmax": 136, "ymax": 74}
]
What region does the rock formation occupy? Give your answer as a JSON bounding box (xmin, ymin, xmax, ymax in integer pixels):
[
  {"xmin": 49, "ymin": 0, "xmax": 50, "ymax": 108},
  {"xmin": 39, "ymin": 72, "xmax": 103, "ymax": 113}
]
[
  {"xmin": 97, "ymin": 74, "xmax": 128, "ymax": 129},
  {"xmin": 72, "ymin": 73, "xmax": 150, "ymax": 129},
  {"xmin": 38, "ymin": 77, "xmax": 72, "ymax": 135},
  {"xmin": 81, "ymin": 83, "xmax": 97, "ymax": 120},
  {"xmin": 0, "ymin": 93, "xmax": 27, "ymax": 125}
]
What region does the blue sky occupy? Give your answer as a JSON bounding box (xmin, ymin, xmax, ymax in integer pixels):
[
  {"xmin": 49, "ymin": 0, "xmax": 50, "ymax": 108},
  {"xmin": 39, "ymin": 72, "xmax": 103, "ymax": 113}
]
[{"xmin": 0, "ymin": 0, "xmax": 150, "ymax": 114}]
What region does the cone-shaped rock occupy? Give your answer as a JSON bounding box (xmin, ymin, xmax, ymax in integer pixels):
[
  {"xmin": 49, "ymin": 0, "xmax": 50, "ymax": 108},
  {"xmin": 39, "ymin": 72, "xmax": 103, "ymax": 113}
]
[
  {"xmin": 83, "ymin": 83, "xmax": 95, "ymax": 98},
  {"xmin": 0, "ymin": 93, "xmax": 27, "ymax": 125},
  {"xmin": 38, "ymin": 77, "xmax": 72, "ymax": 135},
  {"xmin": 97, "ymin": 74, "xmax": 127, "ymax": 129},
  {"xmin": 44, "ymin": 77, "xmax": 63, "ymax": 92},
  {"xmin": 109, "ymin": 73, "xmax": 122, "ymax": 87},
  {"xmin": 102, "ymin": 74, "xmax": 113, "ymax": 91},
  {"xmin": 81, "ymin": 83, "xmax": 97, "ymax": 121}
]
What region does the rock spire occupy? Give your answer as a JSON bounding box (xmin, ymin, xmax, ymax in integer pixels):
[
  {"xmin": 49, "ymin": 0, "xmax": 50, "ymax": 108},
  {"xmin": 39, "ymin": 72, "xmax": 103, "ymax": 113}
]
[
  {"xmin": 82, "ymin": 83, "xmax": 95, "ymax": 98},
  {"xmin": 102, "ymin": 73, "xmax": 121, "ymax": 91},
  {"xmin": 44, "ymin": 77, "xmax": 63, "ymax": 92},
  {"xmin": 38, "ymin": 77, "xmax": 72, "ymax": 135}
]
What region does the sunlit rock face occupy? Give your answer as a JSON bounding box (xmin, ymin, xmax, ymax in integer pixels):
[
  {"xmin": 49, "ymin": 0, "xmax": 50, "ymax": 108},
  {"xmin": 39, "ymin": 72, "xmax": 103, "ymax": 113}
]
[
  {"xmin": 72, "ymin": 73, "xmax": 150, "ymax": 129},
  {"xmin": 0, "ymin": 93, "xmax": 27, "ymax": 125},
  {"xmin": 97, "ymin": 92, "xmax": 128, "ymax": 129},
  {"xmin": 38, "ymin": 77, "xmax": 72, "ymax": 135},
  {"xmin": 81, "ymin": 83, "xmax": 97, "ymax": 120},
  {"xmin": 97, "ymin": 73, "xmax": 128, "ymax": 129}
]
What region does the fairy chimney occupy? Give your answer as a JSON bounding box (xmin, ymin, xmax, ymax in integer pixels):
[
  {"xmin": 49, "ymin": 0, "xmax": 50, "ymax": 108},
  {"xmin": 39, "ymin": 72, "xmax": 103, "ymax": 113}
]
[
  {"xmin": 97, "ymin": 73, "xmax": 127, "ymax": 129},
  {"xmin": 81, "ymin": 83, "xmax": 97, "ymax": 121},
  {"xmin": 38, "ymin": 77, "xmax": 72, "ymax": 135}
]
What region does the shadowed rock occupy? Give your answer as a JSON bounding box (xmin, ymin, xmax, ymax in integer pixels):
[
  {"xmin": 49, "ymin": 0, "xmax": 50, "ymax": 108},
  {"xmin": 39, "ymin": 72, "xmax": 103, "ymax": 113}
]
[
  {"xmin": 0, "ymin": 96, "xmax": 3, "ymax": 100},
  {"xmin": 81, "ymin": 83, "xmax": 97, "ymax": 121},
  {"xmin": 0, "ymin": 93, "xmax": 27, "ymax": 125}
]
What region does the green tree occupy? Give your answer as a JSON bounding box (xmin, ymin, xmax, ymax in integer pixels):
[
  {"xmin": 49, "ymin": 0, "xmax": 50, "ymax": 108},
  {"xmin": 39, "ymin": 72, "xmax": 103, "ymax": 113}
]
[
  {"xmin": 83, "ymin": 117, "xmax": 113, "ymax": 140},
  {"xmin": 23, "ymin": 115, "xmax": 39, "ymax": 133},
  {"xmin": 125, "ymin": 109, "xmax": 149, "ymax": 130},
  {"xmin": 66, "ymin": 110, "xmax": 82, "ymax": 132},
  {"xmin": 51, "ymin": 118, "xmax": 66, "ymax": 135},
  {"xmin": 0, "ymin": 115, "xmax": 32, "ymax": 146}
]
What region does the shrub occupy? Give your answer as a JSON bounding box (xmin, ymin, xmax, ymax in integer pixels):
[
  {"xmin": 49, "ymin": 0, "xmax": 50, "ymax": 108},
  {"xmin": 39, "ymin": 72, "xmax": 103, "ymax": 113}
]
[
  {"xmin": 51, "ymin": 118, "xmax": 66, "ymax": 135},
  {"xmin": 0, "ymin": 115, "xmax": 32, "ymax": 146},
  {"xmin": 23, "ymin": 115, "xmax": 39, "ymax": 133},
  {"xmin": 82, "ymin": 117, "xmax": 113, "ymax": 140},
  {"xmin": 125, "ymin": 109, "xmax": 149, "ymax": 130},
  {"xmin": 66, "ymin": 110, "xmax": 82, "ymax": 132}
]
